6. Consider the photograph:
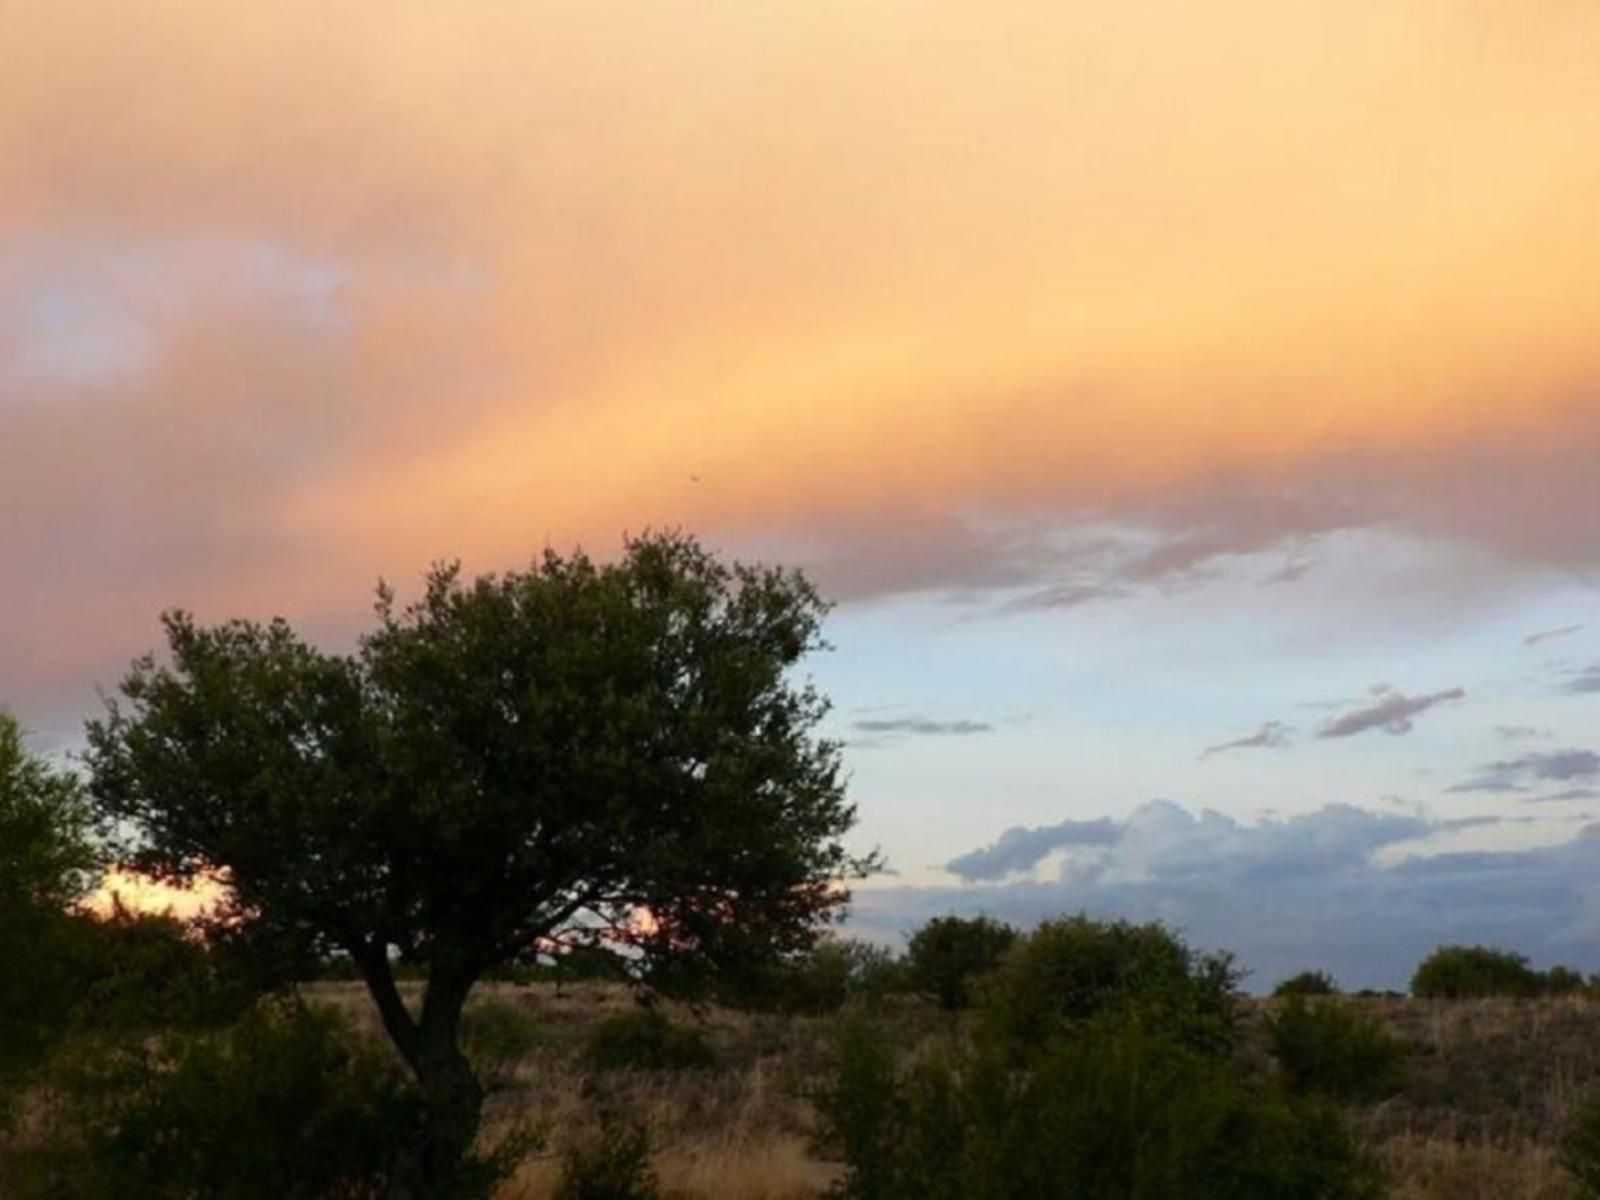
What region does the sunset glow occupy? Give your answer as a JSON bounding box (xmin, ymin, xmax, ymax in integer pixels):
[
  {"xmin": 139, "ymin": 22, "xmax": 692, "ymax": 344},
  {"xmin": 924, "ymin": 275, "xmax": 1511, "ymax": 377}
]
[{"xmin": 6, "ymin": 1, "xmax": 1600, "ymax": 986}]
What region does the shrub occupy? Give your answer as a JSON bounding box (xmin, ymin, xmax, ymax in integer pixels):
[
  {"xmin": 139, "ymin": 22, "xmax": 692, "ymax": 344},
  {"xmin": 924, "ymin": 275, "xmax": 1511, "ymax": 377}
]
[
  {"xmin": 13, "ymin": 995, "xmax": 420, "ymax": 1200},
  {"xmin": 725, "ymin": 938, "xmax": 907, "ymax": 1014},
  {"xmin": 463, "ymin": 998, "xmax": 542, "ymax": 1085},
  {"xmin": 1543, "ymin": 965, "xmax": 1587, "ymax": 996},
  {"xmin": 905, "ymin": 916, "xmax": 1016, "ymax": 1010},
  {"xmin": 1275, "ymin": 970, "xmax": 1339, "ymax": 998},
  {"xmin": 1269, "ymin": 996, "xmax": 1406, "ymax": 1102},
  {"xmin": 978, "ymin": 915, "xmax": 1240, "ymax": 1058},
  {"xmin": 1563, "ymin": 1095, "xmax": 1600, "ymax": 1197},
  {"xmin": 584, "ymin": 1009, "xmax": 717, "ymax": 1073},
  {"xmin": 1410, "ymin": 945, "xmax": 1542, "ymax": 999},
  {"xmin": 818, "ymin": 1012, "xmax": 1380, "ymax": 1200},
  {"xmin": 555, "ymin": 1125, "xmax": 663, "ymax": 1200}
]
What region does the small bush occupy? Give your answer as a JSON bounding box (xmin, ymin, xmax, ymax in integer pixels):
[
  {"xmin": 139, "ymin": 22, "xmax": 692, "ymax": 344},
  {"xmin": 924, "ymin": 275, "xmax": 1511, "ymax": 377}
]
[
  {"xmin": 725, "ymin": 938, "xmax": 907, "ymax": 1014},
  {"xmin": 905, "ymin": 916, "xmax": 1016, "ymax": 1011},
  {"xmin": 1275, "ymin": 970, "xmax": 1339, "ymax": 998},
  {"xmin": 463, "ymin": 998, "xmax": 542, "ymax": 1084},
  {"xmin": 1410, "ymin": 945, "xmax": 1543, "ymax": 999},
  {"xmin": 1270, "ymin": 996, "xmax": 1406, "ymax": 1102},
  {"xmin": 555, "ymin": 1124, "xmax": 662, "ymax": 1200},
  {"xmin": 584, "ymin": 1010, "xmax": 717, "ymax": 1073},
  {"xmin": 1563, "ymin": 1096, "xmax": 1600, "ymax": 1196},
  {"xmin": 1543, "ymin": 965, "xmax": 1587, "ymax": 996},
  {"xmin": 979, "ymin": 915, "xmax": 1240, "ymax": 1058}
]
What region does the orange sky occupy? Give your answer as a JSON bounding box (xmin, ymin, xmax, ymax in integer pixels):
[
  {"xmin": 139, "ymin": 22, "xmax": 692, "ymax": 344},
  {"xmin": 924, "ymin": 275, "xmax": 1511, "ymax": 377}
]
[{"xmin": 2, "ymin": 1, "xmax": 1599, "ymax": 693}]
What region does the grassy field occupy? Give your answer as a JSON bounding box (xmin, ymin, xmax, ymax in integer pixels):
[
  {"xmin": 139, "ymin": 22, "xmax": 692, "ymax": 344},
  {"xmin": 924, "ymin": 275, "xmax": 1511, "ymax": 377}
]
[{"xmin": 305, "ymin": 983, "xmax": 1600, "ymax": 1200}]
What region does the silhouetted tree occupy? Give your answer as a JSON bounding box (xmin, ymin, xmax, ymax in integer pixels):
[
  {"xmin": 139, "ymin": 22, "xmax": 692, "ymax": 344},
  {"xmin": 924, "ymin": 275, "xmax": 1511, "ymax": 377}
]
[{"xmin": 87, "ymin": 533, "xmax": 871, "ymax": 1198}]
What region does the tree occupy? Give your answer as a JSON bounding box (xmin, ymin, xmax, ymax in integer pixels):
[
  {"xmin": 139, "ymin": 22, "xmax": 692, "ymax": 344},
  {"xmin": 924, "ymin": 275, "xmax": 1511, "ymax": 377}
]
[
  {"xmin": 87, "ymin": 533, "xmax": 871, "ymax": 1198},
  {"xmin": 0, "ymin": 712, "xmax": 98, "ymax": 1087},
  {"xmin": 1409, "ymin": 944, "xmax": 1542, "ymax": 999},
  {"xmin": 904, "ymin": 915, "xmax": 1017, "ymax": 1010}
]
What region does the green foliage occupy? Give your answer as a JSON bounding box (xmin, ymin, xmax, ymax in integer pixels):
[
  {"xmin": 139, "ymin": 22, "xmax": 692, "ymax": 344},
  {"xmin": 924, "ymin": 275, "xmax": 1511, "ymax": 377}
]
[
  {"xmin": 725, "ymin": 937, "xmax": 906, "ymax": 1014},
  {"xmin": 584, "ymin": 1009, "xmax": 718, "ymax": 1073},
  {"xmin": 1275, "ymin": 970, "xmax": 1340, "ymax": 998},
  {"xmin": 1410, "ymin": 945, "xmax": 1543, "ymax": 999},
  {"xmin": 85, "ymin": 532, "xmax": 870, "ymax": 1194},
  {"xmin": 978, "ymin": 915, "xmax": 1240, "ymax": 1058},
  {"xmin": 11, "ymin": 996, "xmax": 420, "ymax": 1200},
  {"xmin": 904, "ymin": 915, "xmax": 1017, "ymax": 1011},
  {"xmin": 66, "ymin": 904, "xmax": 258, "ymax": 1032},
  {"xmin": 554, "ymin": 1125, "xmax": 664, "ymax": 1200},
  {"xmin": 1269, "ymin": 996, "xmax": 1406, "ymax": 1102},
  {"xmin": 1563, "ymin": 1094, "xmax": 1600, "ymax": 1197},
  {"xmin": 0, "ymin": 714, "xmax": 103, "ymax": 1101},
  {"xmin": 1543, "ymin": 965, "xmax": 1587, "ymax": 996},
  {"xmin": 818, "ymin": 1013, "xmax": 1380, "ymax": 1200},
  {"xmin": 462, "ymin": 999, "xmax": 543, "ymax": 1084}
]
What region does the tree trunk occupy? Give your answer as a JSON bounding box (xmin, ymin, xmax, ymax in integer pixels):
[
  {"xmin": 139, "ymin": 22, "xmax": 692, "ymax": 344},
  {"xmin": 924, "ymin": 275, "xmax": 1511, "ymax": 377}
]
[
  {"xmin": 398, "ymin": 1013, "xmax": 485, "ymax": 1199},
  {"xmin": 357, "ymin": 953, "xmax": 485, "ymax": 1200}
]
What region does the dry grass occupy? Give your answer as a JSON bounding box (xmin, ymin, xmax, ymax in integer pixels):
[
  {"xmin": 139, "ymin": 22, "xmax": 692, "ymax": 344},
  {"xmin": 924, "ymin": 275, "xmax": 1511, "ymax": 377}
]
[{"xmin": 296, "ymin": 984, "xmax": 1600, "ymax": 1199}]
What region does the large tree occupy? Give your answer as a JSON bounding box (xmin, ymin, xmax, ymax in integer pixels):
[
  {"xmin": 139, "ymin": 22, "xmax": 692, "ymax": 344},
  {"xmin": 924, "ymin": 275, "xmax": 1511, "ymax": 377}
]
[{"xmin": 87, "ymin": 532, "xmax": 870, "ymax": 1197}]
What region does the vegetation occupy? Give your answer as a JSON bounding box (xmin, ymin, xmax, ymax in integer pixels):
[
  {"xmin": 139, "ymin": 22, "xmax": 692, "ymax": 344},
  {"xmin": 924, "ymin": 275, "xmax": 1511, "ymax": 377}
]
[
  {"xmin": 903, "ymin": 915, "xmax": 1017, "ymax": 1011},
  {"xmin": 584, "ymin": 1010, "xmax": 718, "ymax": 1073},
  {"xmin": 84, "ymin": 533, "xmax": 872, "ymax": 1197},
  {"xmin": 818, "ymin": 916, "xmax": 1378, "ymax": 1200},
  {"xmin": 0, "ymin": 712, "xmax": 98, "ymax": 1089},
  {"xmin": 1277, "ymin": 970, "xmax": 1341, "ymax": 998},
  {"xmin": 554, "ymin": 1125, "xmax": 663, "ymax": 1200},
  {"xmin": 1410, "ymin": 945, "xmax": 1587, "ymax": 999},
  {"xmin": 1270, "ymin": 996, "xmax": 1407, "ymax": 1102},
  {"xmin": 978, "ymin": 914, "xmax": 1240, "ymax": 1059},
  {"xmin": 10, "ymin": 996, "xmax": 420, "ymax": 1200}
]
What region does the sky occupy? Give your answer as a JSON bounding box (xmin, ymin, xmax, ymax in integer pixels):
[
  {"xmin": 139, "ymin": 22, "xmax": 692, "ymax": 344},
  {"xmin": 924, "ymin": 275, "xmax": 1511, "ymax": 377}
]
[{"xmin": 3, "ymin": 1, "xmax": 1599, "ymax": 988}]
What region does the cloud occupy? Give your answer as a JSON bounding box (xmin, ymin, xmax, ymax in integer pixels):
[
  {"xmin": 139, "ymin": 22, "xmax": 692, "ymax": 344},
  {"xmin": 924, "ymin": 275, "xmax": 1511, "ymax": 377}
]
[
  {"xmin": 853, "ymin": 716, "xmax": 994, "ymax": 738},
  {"xmin": 1449, "ymin": 749, "xmax": 1600, "ymax": 795},
  {"xmin": 1200, "ymin": 721, "xmax": 1293, "ymax": 760},
  {"xmin": 1561, "ymin": 664, "xmax": 1600, "ymax": 695},
  {"xmin": 1495, "ymin": 725, "xmax": 1551, "ymax": 742},
  {"xmin": 1317, "ymin": 687, "xmax": 1466, "ymax": 739},
  {"xmin": 854, "ymin": 801, "xmax": 1600, "ymax": 991},
  {"xmin": 945, "ymin": 817, "xmax": 1121, "ymax": 882},
  {"xmin": 5, "ymin": 2, "xmax": 1600, "ymax": 725},
  {"xmin": 1522, "ymin": 788, "xmax": 1600, "ymax": 805},
  {"xmin": 1525, "ymin": 623, "xmax": 1585, "ymax": 647}
]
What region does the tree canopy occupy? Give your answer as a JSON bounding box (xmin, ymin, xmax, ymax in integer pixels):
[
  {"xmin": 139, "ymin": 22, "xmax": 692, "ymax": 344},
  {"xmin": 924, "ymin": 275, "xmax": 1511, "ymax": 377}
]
[{"xmin": 86, "ymin": 532, "xmax": 871, "ymax": 1196}]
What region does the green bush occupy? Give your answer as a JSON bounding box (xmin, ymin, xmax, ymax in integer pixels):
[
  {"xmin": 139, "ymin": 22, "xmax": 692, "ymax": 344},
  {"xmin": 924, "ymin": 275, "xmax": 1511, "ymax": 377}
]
[
  {"xmin": 11, "ymin": 995, "xmax": 420, "ymax": 1200},
  {"xmin": 555, "ymin": 1125, "xmax": 663, "ymax": 1200},
  {"xmin": 584, "ymin": 1009, "xmax": 717, "ymax": 1073},
  {"xmin": 818, "ymin": 1013, "xmax": 1380, "ymax": 1200},
  {"xmin": 1275, "ymin": 970, "xmax": 1339, "ymax": 998},
  {"xmin": 725, "ymin": 938, "xmax": 907, "ymax": 1014},
  {"xmin": 978, "ymin": 915, "xmax": 1240, "ymax": 1058},
  {"xmin": 1543, "ymin": 965, "xmax": 1587, "ymax": 996},
  {"xmin": 1269, "ymin": 996, "xmax": 1406, "ymax": 1102},
  {"xmin": 1563, "ymin": 1095, "xmax": 1600, "ymax": 1197},
  {"xmin": 905, "ymin": 916, "xmax": 1016, "ymax": 1010},
  {"xmin": 1410, "ymin": 945, "xmax": 1543, "ymax": 999},
  {"xmin": 463, "ymin": 998, "xmax": 542, "ymax": 1085}
]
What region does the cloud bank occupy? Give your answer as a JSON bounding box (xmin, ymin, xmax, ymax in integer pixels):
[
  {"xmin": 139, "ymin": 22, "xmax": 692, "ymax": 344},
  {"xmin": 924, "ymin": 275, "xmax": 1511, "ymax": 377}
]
[{"xmin": 854, "ymin": 801, "xmax": 1600, "ymax": 991}]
